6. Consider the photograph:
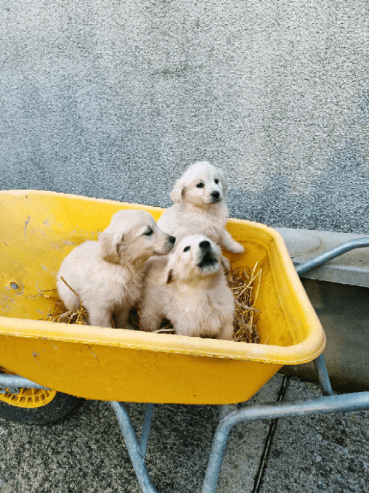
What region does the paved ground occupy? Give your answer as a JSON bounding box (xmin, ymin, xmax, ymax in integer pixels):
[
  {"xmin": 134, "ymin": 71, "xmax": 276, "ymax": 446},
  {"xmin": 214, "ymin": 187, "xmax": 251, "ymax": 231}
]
[{"xmin": 0, "ymin": 374, "xmax": 368, "ymax": 493}]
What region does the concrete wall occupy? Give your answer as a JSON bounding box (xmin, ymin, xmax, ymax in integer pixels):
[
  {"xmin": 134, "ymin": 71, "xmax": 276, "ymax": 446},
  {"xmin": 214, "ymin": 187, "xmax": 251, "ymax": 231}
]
[{"xmin": 1, "ymin": 0, "xmax": 369, "ymax": 233}]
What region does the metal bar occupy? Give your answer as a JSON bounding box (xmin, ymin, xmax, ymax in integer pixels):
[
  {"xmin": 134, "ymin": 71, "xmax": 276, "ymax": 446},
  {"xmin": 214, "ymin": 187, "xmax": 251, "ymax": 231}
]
[
  {"xmin": 110, "ymin": 401, "xmax": 158, "ymax": 493},
  {"xmin": 219, "ymin": 404, "xmax": 237, "ymax": 420},
  {"xmin": 313, "ymin": 354, "xmax": 334, "ymax": 396},
  {"xmin": 139, "ymin": 403, "xmax": 154, "ymax": 458},
  {"xmin": 0, "ymin": 374, "xmax": 48, "ymax": 390},
  {"xmin": 295, "ymin": 237, "xmax": 369, "ymax": 276},
  {"xmin": 202, "ymin": 391, "xmax": 369, "ymax": 493}
]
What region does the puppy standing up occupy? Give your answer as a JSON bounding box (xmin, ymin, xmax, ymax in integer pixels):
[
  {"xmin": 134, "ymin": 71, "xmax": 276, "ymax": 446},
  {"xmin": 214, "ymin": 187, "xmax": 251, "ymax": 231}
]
[
  {"xmin": 139, "ymin": 235, "xmax": 235, "ymax": 340},
  {"xmin": 57, "ymin": 209, "xmax": 175, "ymax": 328},
  {"xmin": 157, "ymin": 161, "xmax": 244, "ymax": 254}
]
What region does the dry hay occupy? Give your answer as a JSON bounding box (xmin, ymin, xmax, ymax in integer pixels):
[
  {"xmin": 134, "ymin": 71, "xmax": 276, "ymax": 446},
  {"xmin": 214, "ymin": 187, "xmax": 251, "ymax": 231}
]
[
  {"xmin": 228, "ymin": 263, "xmax": 261, "ymax": 344},
  {"xmin": 46, "ymin": 277, "xmax": 88, "ymax": 325},
  {"xmin": 47, "ymin": 298, "xmax": 89, "ymax": 325},
  {"xmin": 48, "ymin": 267, "xmax": 261, "ymax": 344}
]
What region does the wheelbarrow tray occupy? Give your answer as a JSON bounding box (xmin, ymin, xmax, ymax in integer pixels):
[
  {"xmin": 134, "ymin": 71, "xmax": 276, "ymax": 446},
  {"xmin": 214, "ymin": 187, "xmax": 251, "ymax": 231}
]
[{"xmin": 0, "ymin": 190, "xmax": 325, "ymax": 405}]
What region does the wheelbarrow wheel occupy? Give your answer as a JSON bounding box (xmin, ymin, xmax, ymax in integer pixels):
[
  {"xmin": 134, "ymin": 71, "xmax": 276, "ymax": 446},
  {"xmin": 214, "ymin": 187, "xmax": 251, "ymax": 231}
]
[
  {"xmin": 0, "ymin": 385, "xmax": 85, "ymax": 425},
  {"xmin": 0, "ymin": 390, "xmax": 85, "ymax": 425}
]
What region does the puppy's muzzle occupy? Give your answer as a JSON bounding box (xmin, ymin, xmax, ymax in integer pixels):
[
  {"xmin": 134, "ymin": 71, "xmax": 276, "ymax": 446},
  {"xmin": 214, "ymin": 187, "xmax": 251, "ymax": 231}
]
[
  {"xmin": 166, "ymin": 235, "xmax": 176, "ymax": 251},
  {"xmin": 197, "ymin": 240, "xmax": 218, "ymax": 268},
  {"xmin": 200, "ymin": 240, "xmax": 211, "ymax": 250},
  {"xmin": 210, "ymin": 191, "xmax": 221, "ymax": 203}
]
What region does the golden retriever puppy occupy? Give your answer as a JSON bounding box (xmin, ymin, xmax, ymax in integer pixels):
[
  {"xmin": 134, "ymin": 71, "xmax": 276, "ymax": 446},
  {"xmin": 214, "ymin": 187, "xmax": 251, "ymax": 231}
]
[
  {"xmin": 139, "ymin": 235, "xmax": 235, "ymax": 340},
  {"xmin": 157, "ymin": 161, "xmax": 244, "ymax": 254},
  {"xmin": 57, "ymin": 209, "xmax": 175, "ymax": 328}
]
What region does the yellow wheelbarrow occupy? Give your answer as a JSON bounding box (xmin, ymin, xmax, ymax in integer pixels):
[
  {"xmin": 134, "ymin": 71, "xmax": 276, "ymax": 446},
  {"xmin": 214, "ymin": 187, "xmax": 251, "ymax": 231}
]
[{"xmin": 2, "ymin": 190, "xmax": 366, "ymax": 493}]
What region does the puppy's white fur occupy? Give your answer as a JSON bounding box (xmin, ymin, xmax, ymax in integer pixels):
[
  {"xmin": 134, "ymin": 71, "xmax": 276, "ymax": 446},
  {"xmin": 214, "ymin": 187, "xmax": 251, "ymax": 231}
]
[
  {"xmin": 157, "ymin": 161, "xmax": 244, "ymax": 254},
  {"xmin": 57, "ymin": 209, "xmax": 175, "ymax": 328},
  {"xmin": 139, "ymin": 235, "xmax": 235, "ymax": 340}
]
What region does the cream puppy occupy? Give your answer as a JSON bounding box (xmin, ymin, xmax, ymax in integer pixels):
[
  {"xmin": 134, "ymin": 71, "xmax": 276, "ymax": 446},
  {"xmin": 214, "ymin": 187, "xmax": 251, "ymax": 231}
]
[
  {"xmin": 157, "ymin": 161, "xmax": 244, "ymax": 254},
  {"xmin": 139, "ymin": 235, "xmax": 235, "ymax": 340},
  {"xmin": 57, "ymin": 209, "xmax": 175, "ymax": 328}
]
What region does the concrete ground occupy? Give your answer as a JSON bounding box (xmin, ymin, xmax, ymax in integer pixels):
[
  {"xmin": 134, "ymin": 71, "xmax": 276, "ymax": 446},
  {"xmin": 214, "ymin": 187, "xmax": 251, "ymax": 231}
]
[{"xmin": 1, "ymin": 374, "xmax": 368, "ymax": 493}]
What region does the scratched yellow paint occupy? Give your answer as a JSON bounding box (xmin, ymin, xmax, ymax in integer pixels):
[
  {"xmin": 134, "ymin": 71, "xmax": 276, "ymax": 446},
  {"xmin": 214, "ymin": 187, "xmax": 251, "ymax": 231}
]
[{"xmin": 0, "ymin": 190, "xmax": 325, "ymax": 404}]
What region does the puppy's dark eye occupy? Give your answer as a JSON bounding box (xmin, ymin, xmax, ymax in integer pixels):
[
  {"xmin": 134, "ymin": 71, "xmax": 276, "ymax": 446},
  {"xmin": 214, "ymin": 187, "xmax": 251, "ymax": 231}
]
[
  {"xmin": 196, "ymin": 183, "xmax": 204, "ymax": 188},
  {"xmin": 214, "ymin": 178, "xmax": 219, "ymax": 184},
  {"xmin": 143, "ymin": 227, "xmax": 153, "ymax": 236},
  {"xmin": 183, "ymin": 246, "xmax": 190, "ymax": 252}
]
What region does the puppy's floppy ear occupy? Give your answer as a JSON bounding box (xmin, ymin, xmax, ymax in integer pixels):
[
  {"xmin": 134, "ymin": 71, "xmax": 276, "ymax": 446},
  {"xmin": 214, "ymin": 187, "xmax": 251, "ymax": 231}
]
[
  {"xmin": 165, "ymin": 268, "xmax": 174, "ymax": 284},
  {"xmin": 99, "ymin": 230, "xmax": 125, "ymax": 264},
  {"xmin": 160, "ymin": 257, "xmax": 175, "ymax": 284},
  {"xmin": 170, "ymin": 177, "xmax": 186, "ymax": 204},
  {"xmin": 218, "ymin": 169, "xmax": 228, "ymax": 193}
]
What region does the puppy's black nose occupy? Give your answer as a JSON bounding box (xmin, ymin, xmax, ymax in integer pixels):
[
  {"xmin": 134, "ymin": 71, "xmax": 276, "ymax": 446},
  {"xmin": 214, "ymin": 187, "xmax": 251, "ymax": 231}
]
[
  {"xmin": 199, "ymin": 240, "xmax": 211, "ymax": 250},
  {"xmin": 169, "ymin": 235, "xmax": 176, "ymax": 244},
  {"xmin": 211, "ymin": 191, "xmax": 220, "ymax": 199}
]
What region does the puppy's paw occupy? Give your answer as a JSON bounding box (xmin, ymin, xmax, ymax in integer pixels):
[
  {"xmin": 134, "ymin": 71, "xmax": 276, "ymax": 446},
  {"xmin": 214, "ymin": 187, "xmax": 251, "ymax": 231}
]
[{"xmin": 229, "ymin": 242, "xmax": 244, "ymax": 254}]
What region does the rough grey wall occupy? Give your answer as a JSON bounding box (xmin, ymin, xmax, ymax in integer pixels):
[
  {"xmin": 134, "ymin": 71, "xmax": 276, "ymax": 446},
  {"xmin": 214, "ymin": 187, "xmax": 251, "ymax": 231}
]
[{"xmin": 1, "ymin": 0, "xmax": 369, "ymax": 233}]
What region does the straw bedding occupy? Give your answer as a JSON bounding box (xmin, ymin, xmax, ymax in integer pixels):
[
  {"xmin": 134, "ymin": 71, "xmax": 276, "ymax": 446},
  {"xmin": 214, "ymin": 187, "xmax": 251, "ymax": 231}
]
[{"xmin": 47, "ymin": 265, "xmax": 261, "ymax": 344}]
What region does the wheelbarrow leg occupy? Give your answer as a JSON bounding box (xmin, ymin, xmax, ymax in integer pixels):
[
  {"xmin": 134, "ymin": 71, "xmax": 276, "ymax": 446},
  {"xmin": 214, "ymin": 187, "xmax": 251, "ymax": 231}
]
[
  {"xmin": 110, "ymin": 401, "xmax": 158, "ymax": 493},
  {"xmin": 314, "ymin": 353, "xmax": 333, "ymax": 396},
  {"xmin": 139, "ymin": 403, "xmax": 155, "ymax": 457},
  {"xmin": 201, "ymin": 412, "xmax": 234, "ymax": 493}
]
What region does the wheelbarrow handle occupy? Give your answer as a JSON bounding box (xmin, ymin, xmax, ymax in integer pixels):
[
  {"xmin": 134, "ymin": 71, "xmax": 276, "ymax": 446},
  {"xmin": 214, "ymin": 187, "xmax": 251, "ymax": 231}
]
[{"xmin": 295, "ymin": 237, "xmax": 369, "ymax": 276}]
